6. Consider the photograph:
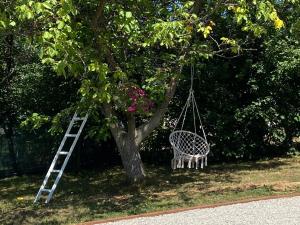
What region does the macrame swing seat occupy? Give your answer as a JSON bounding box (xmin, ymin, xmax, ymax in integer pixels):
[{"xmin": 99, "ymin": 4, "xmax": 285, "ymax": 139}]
[{"xmin": 169, "ymin": 66, "xmax": 210, "ymax": 170}]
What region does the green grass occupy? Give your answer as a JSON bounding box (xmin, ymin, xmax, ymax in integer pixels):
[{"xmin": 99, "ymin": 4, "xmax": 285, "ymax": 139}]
[{"xmin": 1, "ymin": 156, "xmax": 300, "ymax": 225}]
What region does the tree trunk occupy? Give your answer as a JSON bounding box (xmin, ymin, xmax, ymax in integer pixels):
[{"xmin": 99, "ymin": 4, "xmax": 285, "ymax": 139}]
[{"xmin": 118, "ymin": 138, "xmax": 145, "ymax": 182}]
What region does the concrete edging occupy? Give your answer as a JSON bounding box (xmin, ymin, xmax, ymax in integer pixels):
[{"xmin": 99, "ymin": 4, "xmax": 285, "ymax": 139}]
[{"xmin": 78, "ymin": 192, "xmax": 300, "ymax": 225}]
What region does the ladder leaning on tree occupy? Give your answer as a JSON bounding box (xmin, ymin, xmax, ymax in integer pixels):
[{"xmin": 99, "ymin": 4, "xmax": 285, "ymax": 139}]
[{"xmin": 34, "ymin": 111, "xmax": 88, "ymax": 204}]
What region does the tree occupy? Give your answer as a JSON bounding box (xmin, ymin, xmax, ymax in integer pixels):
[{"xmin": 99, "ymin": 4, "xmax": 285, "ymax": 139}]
[
  {"xmin": 0, "ymin": 1, "xmax": 80, "ymax": 174},
  {"xmin": 9, "ymin": 0, "xmax": 292, "ymax": 181},
  {"xmin": 0, "ymin": 0, "xmax": 22, "ymax": 174}
]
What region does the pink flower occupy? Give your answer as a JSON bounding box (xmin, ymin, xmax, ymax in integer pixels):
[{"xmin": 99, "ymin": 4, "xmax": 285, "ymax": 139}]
[
  {"xmin": 130, "ymin": 95, "xmax": 138, "ymax": 101},
  {"xmin": 128, "ymin": 103, "xmax": 137, "ymax": 112},
  {"xmin": 137, "ymin": 89, "xmax": 145, "ymax": 97},
  {"xmin": 126, "ymin": 86, "xmax": 152, "ymax": 113}
]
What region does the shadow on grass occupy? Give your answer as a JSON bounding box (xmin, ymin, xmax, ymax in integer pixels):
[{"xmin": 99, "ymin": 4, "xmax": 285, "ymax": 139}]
[
  {"xmin": 209, "ymin": 159, "xmax": 288, "ymax": 172},
  {"xmin": 0, "ymin": 157, "xmax": 294, "ymax": 225}
]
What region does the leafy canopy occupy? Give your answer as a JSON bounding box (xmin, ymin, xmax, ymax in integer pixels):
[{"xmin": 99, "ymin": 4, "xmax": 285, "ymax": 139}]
[{"xmin": 1, "ymin": 0, "xmax": 294, "ymax": 136}]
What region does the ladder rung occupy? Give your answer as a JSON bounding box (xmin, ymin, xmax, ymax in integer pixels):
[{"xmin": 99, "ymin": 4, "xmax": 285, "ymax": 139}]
[
  {"xmin": 52, "ymin": 170, "xmax": 61, "ymax": 173},
  {"xmin": 65, "ymin": 134, "xmax": 77, "ymax": 137},
  {"xmin": 59, "ymin": 151, "xmax": 69, "ymax": 155},
  {"xmin": 74, "ymin": 117, "xmax": 86, "ymax": 121},
  {"xmin": 41, "ymin": 189, "xmax": 51, "ymax": 193}
]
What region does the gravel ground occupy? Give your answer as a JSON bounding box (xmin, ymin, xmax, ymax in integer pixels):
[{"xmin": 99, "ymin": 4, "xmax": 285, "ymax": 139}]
[{"xmin": 99, "ymin": 196, "xmax": 300, "ymax": 225}]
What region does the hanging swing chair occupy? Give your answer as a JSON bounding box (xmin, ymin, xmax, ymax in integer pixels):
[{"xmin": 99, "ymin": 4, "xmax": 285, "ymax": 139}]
[{"xmin": 169, "ymin": 65, "xmax": 210, "ymax": 170}]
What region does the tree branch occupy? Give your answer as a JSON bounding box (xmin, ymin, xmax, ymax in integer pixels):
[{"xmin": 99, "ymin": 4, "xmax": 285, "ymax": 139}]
[
  {"xmin": 102, "ymin": 103, "xmax": 126, "ymax": 147},
  {"xmin": 191, "ymin": 0, "xmax": 204, "ymax": 14},
  {"xmin": 127, "ymin": 112, "xmax": 136, "ymax": 140},
  {"xmin": 136, "ymin": 71, "xmax": 180, "ymax": 145},
  {"xmin": 92, "ymin": 0, "xmax": 106, "ymax": 30}
]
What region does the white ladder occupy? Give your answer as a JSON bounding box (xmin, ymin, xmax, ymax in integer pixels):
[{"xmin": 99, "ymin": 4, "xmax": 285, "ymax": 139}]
[{"xmin": 34, "ymin": 112, "xmax": 88, "ymax": 203}]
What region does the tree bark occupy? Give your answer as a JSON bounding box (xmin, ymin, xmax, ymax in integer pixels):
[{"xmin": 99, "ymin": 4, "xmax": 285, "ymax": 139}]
[
  {"xmin": 102, "ymin": 103, "xmax": 146, "ymax": 181},
  {"xmin": 118, "ymin": 137, "xmax": 145, "ymax": 182},
  {"xmin": 92, "ymin": 0, "xmax": 106, "ymax": 30}
]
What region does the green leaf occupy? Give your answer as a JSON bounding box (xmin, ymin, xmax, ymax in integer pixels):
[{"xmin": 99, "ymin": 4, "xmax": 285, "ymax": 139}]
[
  {"xmin": 43, "ymin": 2, "xmax": 52, "ymax": 10},
  {"xmin": 0, "ymin": 20, "xmax": 6, "ymax": 28},
  {"xmin": 9, "ymin": 21, "xmax": 16, "ymax": 27},
  {"xmin": 125, "ymin": 11, "xmax": 132, "ymax": 18},
  {"xmin": 42, "ymin": 31, "xmax": 53, "ymax": 40},
  {"xmin": 57, "ymin": 20, "xmax": 65, "ymax": 29}
]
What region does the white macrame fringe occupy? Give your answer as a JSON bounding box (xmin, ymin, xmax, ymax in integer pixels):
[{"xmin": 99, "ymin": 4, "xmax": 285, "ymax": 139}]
[{"xmin": 171, "ymin": 155, "xmax": 208, "ymax": 170}]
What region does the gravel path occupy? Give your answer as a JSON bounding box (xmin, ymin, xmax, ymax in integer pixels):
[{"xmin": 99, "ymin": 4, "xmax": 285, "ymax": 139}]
[{"xmin": 99, "ymin": 196, "xmax": 300, "ymax": 225}]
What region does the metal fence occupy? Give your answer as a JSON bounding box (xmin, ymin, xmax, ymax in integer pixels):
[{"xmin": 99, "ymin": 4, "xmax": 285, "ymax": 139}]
[
  {"xmin": 0, "ymin": 129, "xmax": 123, "ymax": 179},
  {"xmin": 0, "ymin": 132, "xmax": 59, "ymax": 178}
]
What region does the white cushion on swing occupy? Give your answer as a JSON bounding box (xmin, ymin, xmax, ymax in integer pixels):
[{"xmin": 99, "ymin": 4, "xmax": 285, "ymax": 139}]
[{"xmin": 169, "ymin": 130, "xmax": 209, "ymax": 157}]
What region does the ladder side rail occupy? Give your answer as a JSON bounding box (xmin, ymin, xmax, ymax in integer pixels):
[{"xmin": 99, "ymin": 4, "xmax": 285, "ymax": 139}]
[
  {"xmin": 40, "ymin": 115, "xmax": 76, "ymax": 185},
  {"xmin": 46, "ymin": 114, "xmax": 88, "ymax": 203}
]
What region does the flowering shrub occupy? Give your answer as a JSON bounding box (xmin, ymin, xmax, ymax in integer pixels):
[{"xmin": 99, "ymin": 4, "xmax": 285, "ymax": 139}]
[{"xmin": 127, "ymin": 86, "xmax": 154, "ymax": 113}]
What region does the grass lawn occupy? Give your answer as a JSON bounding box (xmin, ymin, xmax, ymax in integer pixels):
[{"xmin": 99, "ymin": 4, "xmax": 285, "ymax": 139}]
[{"xmin": 1, "ymin": 156, "xmax": 300, "ymax": 225}]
